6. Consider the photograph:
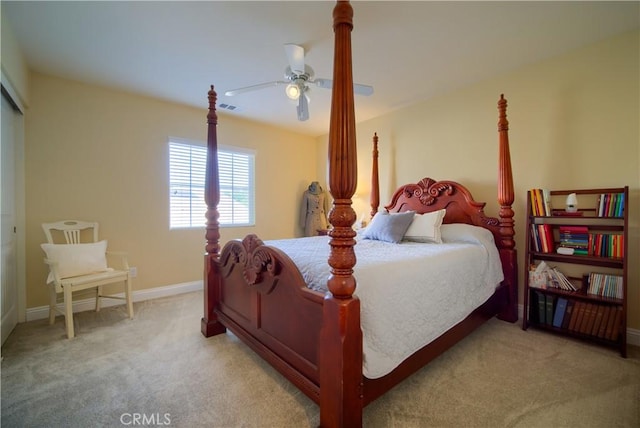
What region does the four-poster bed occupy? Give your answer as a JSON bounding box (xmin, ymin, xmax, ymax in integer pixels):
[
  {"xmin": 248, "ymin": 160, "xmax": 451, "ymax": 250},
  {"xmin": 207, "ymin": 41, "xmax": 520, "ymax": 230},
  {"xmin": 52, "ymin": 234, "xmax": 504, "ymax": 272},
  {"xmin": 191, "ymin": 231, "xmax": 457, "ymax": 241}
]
[{"xmin": 201, "ymin": 1, "xmax": 517, "ymax": 426}]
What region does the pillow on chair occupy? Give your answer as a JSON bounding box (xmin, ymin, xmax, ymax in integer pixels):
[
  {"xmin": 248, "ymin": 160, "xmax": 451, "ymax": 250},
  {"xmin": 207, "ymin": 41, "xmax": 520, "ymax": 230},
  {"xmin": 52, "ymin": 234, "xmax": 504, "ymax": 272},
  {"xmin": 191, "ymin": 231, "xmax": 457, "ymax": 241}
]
[{"xmin": 41, "ymin": 240, "xmax": 109, "ymax": 282}]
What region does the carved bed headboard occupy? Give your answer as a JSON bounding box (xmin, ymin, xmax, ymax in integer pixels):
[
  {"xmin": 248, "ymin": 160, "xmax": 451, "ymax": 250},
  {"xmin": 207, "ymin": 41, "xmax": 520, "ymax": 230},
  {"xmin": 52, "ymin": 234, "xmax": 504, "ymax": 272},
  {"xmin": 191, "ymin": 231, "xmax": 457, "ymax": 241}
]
[{"xmin": 385, "ymin": 177, "xmax": 503, "ymax": 248}]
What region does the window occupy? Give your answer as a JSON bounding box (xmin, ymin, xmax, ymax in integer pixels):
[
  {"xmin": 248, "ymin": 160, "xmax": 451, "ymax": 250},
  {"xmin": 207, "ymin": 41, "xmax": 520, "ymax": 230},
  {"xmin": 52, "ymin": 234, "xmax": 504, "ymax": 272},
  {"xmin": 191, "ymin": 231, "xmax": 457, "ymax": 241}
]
[{"xmin": 169, "ymin": 139, "xmax": 255, "ymax": 228}]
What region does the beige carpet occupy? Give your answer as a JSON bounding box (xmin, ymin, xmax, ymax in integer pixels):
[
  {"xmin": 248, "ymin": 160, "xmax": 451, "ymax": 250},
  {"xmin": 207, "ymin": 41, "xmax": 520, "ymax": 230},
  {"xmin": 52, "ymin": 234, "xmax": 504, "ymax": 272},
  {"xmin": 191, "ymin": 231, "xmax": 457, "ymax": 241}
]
[{"xmin": 2, "ymin": 291, "xmax": 639, "ymax": 427}]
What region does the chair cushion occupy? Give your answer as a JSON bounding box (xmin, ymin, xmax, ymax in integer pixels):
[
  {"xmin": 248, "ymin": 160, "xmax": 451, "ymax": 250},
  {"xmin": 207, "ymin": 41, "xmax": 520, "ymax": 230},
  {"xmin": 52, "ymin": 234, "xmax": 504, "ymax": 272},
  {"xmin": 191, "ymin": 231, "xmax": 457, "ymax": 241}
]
[{"xmin": 41, "ymin": 240, "xmax": 109, "ymax": 282}]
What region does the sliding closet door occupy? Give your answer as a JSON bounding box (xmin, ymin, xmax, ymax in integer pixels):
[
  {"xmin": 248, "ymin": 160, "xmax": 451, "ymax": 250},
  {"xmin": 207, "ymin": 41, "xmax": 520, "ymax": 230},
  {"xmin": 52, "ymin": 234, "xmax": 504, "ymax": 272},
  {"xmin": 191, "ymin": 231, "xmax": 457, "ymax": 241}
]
[{"xmin": 1, "ymin": 92, "xmax": 19, "ymax": 345}]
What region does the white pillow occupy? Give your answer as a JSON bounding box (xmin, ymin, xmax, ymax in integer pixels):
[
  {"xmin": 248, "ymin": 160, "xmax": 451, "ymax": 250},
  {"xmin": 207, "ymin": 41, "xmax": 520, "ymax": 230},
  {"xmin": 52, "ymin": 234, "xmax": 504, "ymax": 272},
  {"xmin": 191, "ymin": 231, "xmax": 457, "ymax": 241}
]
[
  {"xmin": 440, "ymin": 223, "xmax": 495, "ymax": 246},
  {"xmin": 403, "ymin": 209, "xmax": 446, "ymax": 243},
  {"xmin": 361, "ymin": 211, "xmax": 416, "ymax": 243},
  {"xmin": 41, "ymin": 240, "xmax": 109, "ymax": 282}
]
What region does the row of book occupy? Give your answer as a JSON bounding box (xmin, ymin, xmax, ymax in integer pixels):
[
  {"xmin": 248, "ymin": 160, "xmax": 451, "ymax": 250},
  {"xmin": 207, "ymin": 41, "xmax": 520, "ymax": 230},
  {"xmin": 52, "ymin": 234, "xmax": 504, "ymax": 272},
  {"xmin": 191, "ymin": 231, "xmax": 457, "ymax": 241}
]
[
  {"xmin": 530, "ymin": 292, "xmax": 623, "ymax": 341},
  {"xmin": 528, "ymin": 261, "xmax": 577, "ymax": 291},
  {"xmin": 597, "ymin": 192, "xmax": 625, "ymax": 217},
  {"xmin": 529, "ymin": 188, "xmax": 551, "ymax": 216},
  {"xmin": 529, "ymin": 189, "xmax": 626, "ymax": 218},
  {"xmin": 557, "ymin": 232, "xmax": 625, "ymax": 258},
  {"xmin": 530, "ymin": 224, "xmax": 554, "ymax": 253},
  {"xmin": 587, "ymin": 272, "xmax": 624, "ymax": 299},
  {"xmin": 530, "ymin": 224, "xmax": 625, "ymax": 258},
  {"xmin": 590, "ymin": 233, "xmax": 625, "ymax": 258}
]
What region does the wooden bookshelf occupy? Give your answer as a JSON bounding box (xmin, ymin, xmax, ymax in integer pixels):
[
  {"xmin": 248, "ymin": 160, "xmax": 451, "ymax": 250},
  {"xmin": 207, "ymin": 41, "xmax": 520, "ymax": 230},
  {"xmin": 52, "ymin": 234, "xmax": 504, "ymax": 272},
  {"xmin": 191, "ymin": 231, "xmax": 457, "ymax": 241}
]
[{"xmin": 522, "ymin": 187, "xmax": 629, "ymax": 357}]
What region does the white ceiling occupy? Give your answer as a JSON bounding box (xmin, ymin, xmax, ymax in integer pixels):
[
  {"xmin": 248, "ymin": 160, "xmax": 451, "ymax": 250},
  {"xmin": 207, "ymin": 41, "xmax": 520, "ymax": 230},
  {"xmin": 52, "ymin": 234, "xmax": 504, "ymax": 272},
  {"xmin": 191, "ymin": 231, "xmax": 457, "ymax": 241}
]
[{"xmin": 3, "ymin": 1, "xmax": 639, "ymax": 137}]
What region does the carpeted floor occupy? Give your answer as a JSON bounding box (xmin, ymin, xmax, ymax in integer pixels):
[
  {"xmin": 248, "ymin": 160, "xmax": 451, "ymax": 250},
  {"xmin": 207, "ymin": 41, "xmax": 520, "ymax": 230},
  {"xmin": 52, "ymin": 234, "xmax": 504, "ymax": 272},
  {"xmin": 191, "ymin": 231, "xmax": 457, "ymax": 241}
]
[{"xmin": 2, "ymin": 291, "xmax": 639, "ymax": 427}]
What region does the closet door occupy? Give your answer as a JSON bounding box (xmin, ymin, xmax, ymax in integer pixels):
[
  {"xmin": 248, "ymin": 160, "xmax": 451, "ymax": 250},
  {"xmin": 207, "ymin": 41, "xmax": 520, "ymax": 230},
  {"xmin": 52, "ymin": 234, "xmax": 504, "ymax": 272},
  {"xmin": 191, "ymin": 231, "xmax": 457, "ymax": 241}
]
[{"xmin": 1, "ymin": 92, "xmax": 19, "ymax": 345}]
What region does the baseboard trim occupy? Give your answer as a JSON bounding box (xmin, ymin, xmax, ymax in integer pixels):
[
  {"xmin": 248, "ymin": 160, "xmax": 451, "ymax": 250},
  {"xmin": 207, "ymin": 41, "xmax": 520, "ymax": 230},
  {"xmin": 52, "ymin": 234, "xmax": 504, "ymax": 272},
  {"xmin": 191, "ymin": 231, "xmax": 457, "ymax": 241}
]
[
  {"xmin": 627, "ymin": 327, "xmax": 640, "ymax": 347},
  {"xmin": 26, "ymin": 280, "xmax": 203, "ymax": 322}
]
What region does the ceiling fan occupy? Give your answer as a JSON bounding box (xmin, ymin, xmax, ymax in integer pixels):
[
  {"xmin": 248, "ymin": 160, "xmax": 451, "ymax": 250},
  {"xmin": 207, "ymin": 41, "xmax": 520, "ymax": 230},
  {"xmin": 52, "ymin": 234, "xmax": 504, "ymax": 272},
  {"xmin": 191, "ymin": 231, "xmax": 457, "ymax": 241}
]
[{"xmin": 224, "ymin": 44, "xmax": 374, "ymax": 121}]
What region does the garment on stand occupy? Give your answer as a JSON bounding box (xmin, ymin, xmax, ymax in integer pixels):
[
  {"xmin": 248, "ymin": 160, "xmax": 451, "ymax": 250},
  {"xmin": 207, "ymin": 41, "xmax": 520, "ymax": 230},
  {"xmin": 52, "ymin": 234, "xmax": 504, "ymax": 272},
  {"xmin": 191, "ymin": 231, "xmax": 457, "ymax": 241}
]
[{"xmin": 300, "ymin": 182, "xmax": 329, "ymax": 237}]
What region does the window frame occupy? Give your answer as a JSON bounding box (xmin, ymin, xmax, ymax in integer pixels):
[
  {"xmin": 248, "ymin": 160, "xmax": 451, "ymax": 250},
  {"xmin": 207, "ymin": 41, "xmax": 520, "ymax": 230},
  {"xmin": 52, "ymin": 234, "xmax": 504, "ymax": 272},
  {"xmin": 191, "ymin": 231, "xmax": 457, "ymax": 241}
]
[{"xmin": 168, "ymin": 138, "xmax": 255, "ymax": 229}]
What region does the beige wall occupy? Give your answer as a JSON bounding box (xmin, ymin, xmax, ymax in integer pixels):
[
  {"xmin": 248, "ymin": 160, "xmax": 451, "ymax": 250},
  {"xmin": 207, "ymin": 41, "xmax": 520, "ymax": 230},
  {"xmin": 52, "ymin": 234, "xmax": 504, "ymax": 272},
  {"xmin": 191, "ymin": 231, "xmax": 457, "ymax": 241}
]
[
  {"xmin": 24, "ymin": 74, "xmax": 317, "ymax": 308},
  {"xmin": 319, "ymin": 30, "xmax": 640, "ymax": 329},
  {"xmin": 9, "ymin": 19, "xmax": 640, "ymax": 333}
]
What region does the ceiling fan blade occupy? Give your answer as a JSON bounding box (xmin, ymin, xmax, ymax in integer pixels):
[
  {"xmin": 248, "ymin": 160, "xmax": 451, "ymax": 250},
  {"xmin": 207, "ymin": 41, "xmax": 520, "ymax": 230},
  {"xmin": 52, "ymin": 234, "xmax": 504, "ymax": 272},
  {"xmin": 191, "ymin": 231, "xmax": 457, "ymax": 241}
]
[
  {"xmin": 354, "ymin": 83, "xmax": 375, "ymax": 96},
  {"xmin": 312, "ymin": 78, "xmax": 374, "ymax": 96},
  {"xmin": 224, "ymin": 80, "xmax": 287, "ymax": 96},
  {"xmin": 297, "ymin": 92, "xmax": 309, "ymax": 121},
  {"xmin": 284, "ymin": 44, "xmax": 305, "ymax": 75}
]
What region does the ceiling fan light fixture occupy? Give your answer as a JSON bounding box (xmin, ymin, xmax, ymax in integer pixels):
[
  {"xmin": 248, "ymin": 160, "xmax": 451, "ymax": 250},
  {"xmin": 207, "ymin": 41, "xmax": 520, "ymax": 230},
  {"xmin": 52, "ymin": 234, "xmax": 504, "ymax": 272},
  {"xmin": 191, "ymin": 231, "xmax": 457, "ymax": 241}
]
[{"xmin": 285, "ymin": 83, "xmax": 301, "ymax": 100}]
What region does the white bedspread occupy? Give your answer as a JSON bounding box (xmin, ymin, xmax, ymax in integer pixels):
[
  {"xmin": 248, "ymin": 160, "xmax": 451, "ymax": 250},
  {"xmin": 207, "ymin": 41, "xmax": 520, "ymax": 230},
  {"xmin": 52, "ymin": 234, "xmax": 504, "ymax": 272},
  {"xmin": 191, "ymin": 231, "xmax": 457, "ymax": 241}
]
[{"xmin": 267, "ymin": 224, "xmax": 504, "ymax": 379}]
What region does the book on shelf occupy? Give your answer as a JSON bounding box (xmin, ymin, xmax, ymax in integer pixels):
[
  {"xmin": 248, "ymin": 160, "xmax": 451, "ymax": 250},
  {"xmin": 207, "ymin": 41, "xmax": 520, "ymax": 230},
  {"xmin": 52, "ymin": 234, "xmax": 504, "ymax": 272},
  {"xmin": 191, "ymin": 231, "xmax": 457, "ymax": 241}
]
[
  {"xmin": 534, "ymin": 291, "xmax": 546, "ymax": 324},
  {"xmin": 530, "ymin": 224, "xmax": 540, "ymax": 252},
  {"xmin": 529, "ymin": 188, "xmax": 551, "ymax": 216},
  {"xmin": 604, "ymin": 307, "xmax": 622, "ymax": 340},
  {"xmin": 545, "ymin": 294, "xmax": 554, "ymax": 326},
  {"xmin": 529, "ymin": 224, "xmax": 554, "ymax": 253},
  {"xmin": 609, "ymin": 307, "xmax": 623, "ymax": 340},
  {"xmin": 587, "ymin": 272, "xmax": 624, "ymax": 299},
  {"xmin": 545, "ymin": 298, "xmax": 614, "ymax": 338},
  {"xmin": 588, "ymin": 233, "xmax": 624, "ymax": 258},
  {"xmin": 561, "ymin": 300, "xmax": 575, "ymax": 330},
  {"xmin": 591, "ymin": 307, "xmax": 604, "ymax": 337},
  {"xmin": 552, "ymin": 298, "xmax": 568, "ymax": 328},
  {"xmin": 597, "ymin": 306, "xmax": 612, "ymax": 338},
  {"xmin": 552, "ymin": 210, "xmax": 584, "ymax": 217},
  {"xmin": 569, "ymin": 301, "xmax": 585, "ymax": 332},
  {"xmin": 557, "ymin": 225, "xmax": 589, "ymax": 256},
  {"xmin": 582, "ymin": 303, "xmax": 597, "ymax": 335},
  {"xmin": 552, "ymin": 227, "xmax": 624, "ymax": 259},
  {"xmin": 598, "ymin": 192, "xmax": 625, "ymax": 217}
]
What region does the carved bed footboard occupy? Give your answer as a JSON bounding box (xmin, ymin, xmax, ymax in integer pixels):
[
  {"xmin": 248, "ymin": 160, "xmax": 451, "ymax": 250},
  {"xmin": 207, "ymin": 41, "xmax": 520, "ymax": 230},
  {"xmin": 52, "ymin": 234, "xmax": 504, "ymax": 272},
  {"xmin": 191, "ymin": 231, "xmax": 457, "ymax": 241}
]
[{"xmin": 216, "ymin": 235, "xmax": 325, "ymax": 401}]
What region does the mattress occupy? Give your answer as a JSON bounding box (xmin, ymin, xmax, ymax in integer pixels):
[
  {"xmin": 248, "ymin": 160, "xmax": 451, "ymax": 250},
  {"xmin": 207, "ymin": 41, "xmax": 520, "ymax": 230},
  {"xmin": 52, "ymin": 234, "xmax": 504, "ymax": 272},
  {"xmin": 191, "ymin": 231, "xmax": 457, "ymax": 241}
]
[{"xmin": 267, "ymin": 223, "xmax": 504, "ymax": 379}]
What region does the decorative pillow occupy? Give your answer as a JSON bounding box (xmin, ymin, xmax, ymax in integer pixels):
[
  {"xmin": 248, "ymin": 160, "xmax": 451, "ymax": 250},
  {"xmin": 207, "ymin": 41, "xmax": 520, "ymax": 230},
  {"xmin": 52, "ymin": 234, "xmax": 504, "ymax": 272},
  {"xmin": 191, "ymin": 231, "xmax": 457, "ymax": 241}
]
[
  {"xmin": 403, "ymin": 209, "xmax": 446, "ymax": 243},
  {"xmin": 362, "ymin": 211, "xmax": 415, "ymax": 243},
  {"xmin": 41, "ymin": 240, "xmax": 109, "ymax": 282},
  {"xmin": 440, "ymin": 223, "xmax": 495, "ymax": 246}
]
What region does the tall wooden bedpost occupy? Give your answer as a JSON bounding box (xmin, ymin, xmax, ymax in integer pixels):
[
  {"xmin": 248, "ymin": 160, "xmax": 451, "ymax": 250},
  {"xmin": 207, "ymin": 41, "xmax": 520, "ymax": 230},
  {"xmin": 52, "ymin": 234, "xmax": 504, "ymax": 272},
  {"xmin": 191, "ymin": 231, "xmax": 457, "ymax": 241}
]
[
  {"xmin": 496, "ymin": 94, "xmax": 518, "ymax": 322},
  {"xmin": 320, "ymin": 1, "xmax": 363, "ymax": 426},
  {"xmin": 370, "ymin": 133, "xmax": 380, "ymax": 218},
  {"xmin": 201, "ymin": 85, "xmax": 226, "ymax": 337}
]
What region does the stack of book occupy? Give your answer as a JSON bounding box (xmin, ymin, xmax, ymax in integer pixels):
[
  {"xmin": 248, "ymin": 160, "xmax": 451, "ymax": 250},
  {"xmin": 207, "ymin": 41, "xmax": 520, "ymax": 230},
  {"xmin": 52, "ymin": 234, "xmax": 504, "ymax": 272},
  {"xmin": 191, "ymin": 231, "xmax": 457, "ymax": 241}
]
[
  {"xmin": 587, "ymin": 272, "xmax": 624, "ymax": 299},
  {"xmin": 598, "ymin": 192, "xmax": 625, "ymax": 217},
  {"xmin": 557, "ymin": 226, "xmax": 589, "ymax": 255}
]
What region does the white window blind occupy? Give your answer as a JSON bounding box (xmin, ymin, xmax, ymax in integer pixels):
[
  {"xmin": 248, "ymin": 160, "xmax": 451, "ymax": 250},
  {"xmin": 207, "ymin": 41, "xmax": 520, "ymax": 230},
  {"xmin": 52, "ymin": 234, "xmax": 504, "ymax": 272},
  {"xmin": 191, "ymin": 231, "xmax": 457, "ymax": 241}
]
[{"xmin": 169, "ymin": 140, "xmax": 255, "ymax": 229}]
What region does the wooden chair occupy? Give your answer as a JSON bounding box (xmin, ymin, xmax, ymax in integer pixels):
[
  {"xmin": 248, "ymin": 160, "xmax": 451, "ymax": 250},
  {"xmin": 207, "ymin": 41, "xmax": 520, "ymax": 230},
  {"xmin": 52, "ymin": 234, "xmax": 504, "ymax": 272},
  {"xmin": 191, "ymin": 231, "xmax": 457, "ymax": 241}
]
[{"xmin": 41, "ymin": 220, "xmax": 134, "ymax": 338}]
